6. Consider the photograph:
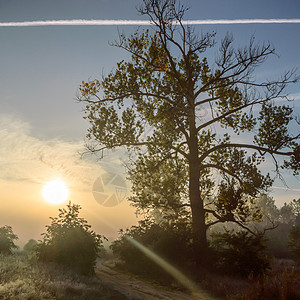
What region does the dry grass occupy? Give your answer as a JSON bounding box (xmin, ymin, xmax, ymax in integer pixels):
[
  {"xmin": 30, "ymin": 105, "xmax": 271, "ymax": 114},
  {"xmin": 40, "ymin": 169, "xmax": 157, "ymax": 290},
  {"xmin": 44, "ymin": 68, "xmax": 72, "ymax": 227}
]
[
  {"xmin": 0, "ymin": 253, "xmax": 126, "ymax": 299},
  {"xmin": 196, "ymin": 258, "xmax": 300, "ymax": 300},
  {"xmin": 105, "ymin": 255, "xmax": 299, "ymax": 299}
]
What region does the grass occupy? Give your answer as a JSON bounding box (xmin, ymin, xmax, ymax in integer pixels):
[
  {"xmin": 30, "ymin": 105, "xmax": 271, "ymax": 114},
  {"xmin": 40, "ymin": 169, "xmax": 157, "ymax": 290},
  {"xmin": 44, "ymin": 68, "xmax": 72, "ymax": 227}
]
[
  {"xmin": 106, "ymin": 255, "xmax": 300, "ymax": 300},
  {"xmin": 3, "ymin": 251, "xmax": 298, "ymax": 299},
  {"xmin": 194, "ymin": 258, "xmax": 300, "ymax": 300},
  {"xmin": 0, "ymin": 253, "xmax": 127, "ymax": 299}
]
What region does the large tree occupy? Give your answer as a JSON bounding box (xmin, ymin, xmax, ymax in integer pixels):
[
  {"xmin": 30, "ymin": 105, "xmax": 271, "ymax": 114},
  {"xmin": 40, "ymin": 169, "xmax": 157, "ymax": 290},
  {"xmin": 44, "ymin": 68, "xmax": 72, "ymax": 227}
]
[{"xmin": 77, "ymin": 0, "xmax": 299, "ymax": 256}]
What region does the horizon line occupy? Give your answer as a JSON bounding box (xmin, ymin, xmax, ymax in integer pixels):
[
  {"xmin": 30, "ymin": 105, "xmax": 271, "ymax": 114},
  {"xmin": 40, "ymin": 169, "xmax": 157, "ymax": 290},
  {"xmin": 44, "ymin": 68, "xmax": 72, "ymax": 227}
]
[{"xmin": 1, "ymin": 18, "xmax": 300, "ymax": 27}]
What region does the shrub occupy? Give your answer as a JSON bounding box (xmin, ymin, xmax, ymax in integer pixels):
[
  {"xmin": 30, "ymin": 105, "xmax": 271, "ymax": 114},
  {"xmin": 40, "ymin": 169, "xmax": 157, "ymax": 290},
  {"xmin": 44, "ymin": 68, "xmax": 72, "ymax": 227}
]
[
  {"xmin": 0, "ymin": 226, "xmax": 18, "ymax": 255},
  {"xmin": 111, "ymin": 215, "xmax": 193, "ymax": 281},
  {"xmin": 211, "ymin": 230, "xmax": 270, "ymax": 277},
  {"xmin": 36, "ymin": 202, "xmax": 106, "ymax": 275},
  {"xmin": 111, "ymin": 217, "xmax": 191, "ymax": 275},
  {"xmin": 288, "ymin": 226, "xmax": 300, "ymax": 264}
]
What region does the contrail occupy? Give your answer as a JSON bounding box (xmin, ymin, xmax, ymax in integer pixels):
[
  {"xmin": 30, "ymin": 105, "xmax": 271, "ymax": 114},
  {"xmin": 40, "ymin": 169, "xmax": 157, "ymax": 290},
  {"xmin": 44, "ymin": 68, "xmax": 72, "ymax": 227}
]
[
  {"xmin": 0, "ymin": 18, "xmax": 300, "ymax": 27},
  {"xmin": 272, "ymin": 186, "xmax": 300, "ymax": 192}
]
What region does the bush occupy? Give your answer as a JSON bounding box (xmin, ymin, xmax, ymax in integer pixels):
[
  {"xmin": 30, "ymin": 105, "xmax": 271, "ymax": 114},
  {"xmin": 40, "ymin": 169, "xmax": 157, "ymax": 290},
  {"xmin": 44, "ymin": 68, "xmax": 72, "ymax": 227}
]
[
  {"xmin": 111, "ymin": 215, "xmax": 193, "ymax": 281},
  {"xmin": 0, "ymin": 226, "xmax": 18, "ymax": 255},
  {"xmin": 36, "ymin": 202, "xmax": 106, "ymax": 275},
  {"xmin": 211, "ymin": 230, "xmax": 270, "ymax": 277},
  {"xmin": 289, "ymin": 226, "xmax": 300, "ymax": 264}
]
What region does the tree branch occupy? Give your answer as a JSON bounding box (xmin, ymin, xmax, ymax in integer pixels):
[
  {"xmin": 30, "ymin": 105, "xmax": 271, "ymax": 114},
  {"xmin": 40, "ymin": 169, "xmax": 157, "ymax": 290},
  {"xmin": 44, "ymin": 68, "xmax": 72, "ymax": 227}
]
[
  {"xmin": 199, "ymin": 143, "xmax": 294, "ymax": 163},
  {"xmin": 206, "ymin": 220, "xmax": 221, "ymax": 228},
  {"xmin": 232, "ymin": 220, "xmax": 257, "ymax": 236},
  {"xmin": 204, "ymin": 208, "xmax": 222, "ymax": 220},
  {"xmin": 196, "ymin": 93, "xmax": 286, "ymax": 133},
  {"xmin": 200, "ymin": 163, "xmax": 243, "ymax": 185}
]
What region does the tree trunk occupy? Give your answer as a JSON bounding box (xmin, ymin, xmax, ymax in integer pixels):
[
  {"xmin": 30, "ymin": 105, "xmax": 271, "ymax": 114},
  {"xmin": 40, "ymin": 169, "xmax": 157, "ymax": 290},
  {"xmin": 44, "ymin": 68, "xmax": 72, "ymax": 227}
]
[{"xmin": 188, "ymin": 132, "xmax": 208, "ymax": 264}]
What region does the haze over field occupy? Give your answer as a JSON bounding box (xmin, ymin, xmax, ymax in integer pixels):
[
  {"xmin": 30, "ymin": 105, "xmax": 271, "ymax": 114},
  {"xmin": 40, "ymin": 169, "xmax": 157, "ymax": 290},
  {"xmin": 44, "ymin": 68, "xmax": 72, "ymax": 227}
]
[{"xmin": 0, "ymin": 0, "xmax": 299, "ymax": 245}]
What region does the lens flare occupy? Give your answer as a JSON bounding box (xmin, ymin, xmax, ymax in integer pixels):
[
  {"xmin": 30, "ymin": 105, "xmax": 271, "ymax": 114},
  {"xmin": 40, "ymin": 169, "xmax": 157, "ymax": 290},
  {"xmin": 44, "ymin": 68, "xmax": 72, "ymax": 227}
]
[
  {"xmin": 81, "ymin": 207, "xmax": 215, "ymax": 299},
  {"xmin": 125, "ymin": 236, "xmax": 215, "ymax": 299}
]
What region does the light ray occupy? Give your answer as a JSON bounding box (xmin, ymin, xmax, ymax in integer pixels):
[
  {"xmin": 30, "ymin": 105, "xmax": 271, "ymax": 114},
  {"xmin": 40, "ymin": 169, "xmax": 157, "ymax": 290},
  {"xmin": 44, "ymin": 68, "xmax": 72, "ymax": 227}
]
[
  {"xmin": 81, "ymin": 206, "xmax": 215, "ymax": 299},
  {"xmin": 125, "ymin": 236, "xmax": 215, "ymax": 299}
]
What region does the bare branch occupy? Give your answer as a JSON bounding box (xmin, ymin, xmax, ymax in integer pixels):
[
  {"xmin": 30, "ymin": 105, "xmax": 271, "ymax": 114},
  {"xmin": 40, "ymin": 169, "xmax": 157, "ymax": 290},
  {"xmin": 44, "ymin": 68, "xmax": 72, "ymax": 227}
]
[{"xmin": 232, "ymin": 220, "xmax": 258, "ymax": 236}]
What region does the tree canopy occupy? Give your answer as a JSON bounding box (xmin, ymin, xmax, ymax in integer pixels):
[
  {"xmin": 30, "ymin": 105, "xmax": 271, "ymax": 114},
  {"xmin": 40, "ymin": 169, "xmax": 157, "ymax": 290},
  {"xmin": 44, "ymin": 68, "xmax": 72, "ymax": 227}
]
[
  {"xmin": 0, "ymin": 225, "xmax": 18, "ymax": 255},
  {"xmin": 77, "ymin": 0, "xmax": 299, "ymax": 255}
]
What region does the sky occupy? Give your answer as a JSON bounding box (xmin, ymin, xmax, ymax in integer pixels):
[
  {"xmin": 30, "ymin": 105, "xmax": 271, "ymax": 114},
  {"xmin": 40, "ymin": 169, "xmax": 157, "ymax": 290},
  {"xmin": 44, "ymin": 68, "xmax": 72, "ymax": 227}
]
[{"xmin": 0, "ymin": 0, "xmax": 300, "ymax": 246}]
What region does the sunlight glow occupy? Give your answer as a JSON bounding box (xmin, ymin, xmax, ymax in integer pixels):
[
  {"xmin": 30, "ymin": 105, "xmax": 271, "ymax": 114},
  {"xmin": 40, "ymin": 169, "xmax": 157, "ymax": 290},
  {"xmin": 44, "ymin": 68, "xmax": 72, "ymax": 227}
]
[{"xmin": 42, "ymin": 179, "xmax": 69, "ymax": 205}]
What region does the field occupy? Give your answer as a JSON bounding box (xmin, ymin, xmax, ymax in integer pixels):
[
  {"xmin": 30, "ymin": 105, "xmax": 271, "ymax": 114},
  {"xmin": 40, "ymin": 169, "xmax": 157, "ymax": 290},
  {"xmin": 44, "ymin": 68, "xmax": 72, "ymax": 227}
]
[
  {"xmin": 0, "ymin": 250, "xmax": 299, "ymax": 300},
  {"xmin": 0, "ymin": 253, "xmax": 126, "ymax": 300}
]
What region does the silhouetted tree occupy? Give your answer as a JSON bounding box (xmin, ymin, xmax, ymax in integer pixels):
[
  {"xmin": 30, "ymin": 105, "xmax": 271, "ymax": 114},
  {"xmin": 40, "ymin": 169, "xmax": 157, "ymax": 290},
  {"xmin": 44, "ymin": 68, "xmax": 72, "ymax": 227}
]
[
  {"xmin": 23, "ymin": 239, "xmax": 37, "ymax": 253},
  {"xmin": 279, "ymin": 202, "xmax": 295, "ymax": 224},
  {"xmin": 0, "ymin": 225, "xmax": 18, "ymax": 255},
  {"xmin": 290, "ymin": 198, "xmax": 300, "ymax": 226},
  {"xmin": 37, "ymin": 202, "xmax": 106, "ymax": 275},
  {"xmin": 252, "ymin": 197, "xmax": 300, "ymax": 258},
  {"xmin": 289, "ymin": 226, "xmax": 300, "ymax": 264},
  {"xmin": 77, "ymin": 0, "xmax": 299, "ymax": 260},
  {"xmin": 255, "ymin": 195, "xmax": 280, "ymax": 222},
  {"xmin": 288, "ymin": 198, "xmax": 300, "ymax": 263}
]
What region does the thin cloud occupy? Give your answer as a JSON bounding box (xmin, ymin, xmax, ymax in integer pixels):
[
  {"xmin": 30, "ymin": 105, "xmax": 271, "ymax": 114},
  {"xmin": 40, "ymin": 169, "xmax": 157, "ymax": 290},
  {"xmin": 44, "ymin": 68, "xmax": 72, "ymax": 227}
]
[
  {"xmin": 0, "ymin": 19, "xmax": 300, "ymax": 27},
  {"xmin": 0, "ymin": 115, "xmax": 126, "ymax": 191}
]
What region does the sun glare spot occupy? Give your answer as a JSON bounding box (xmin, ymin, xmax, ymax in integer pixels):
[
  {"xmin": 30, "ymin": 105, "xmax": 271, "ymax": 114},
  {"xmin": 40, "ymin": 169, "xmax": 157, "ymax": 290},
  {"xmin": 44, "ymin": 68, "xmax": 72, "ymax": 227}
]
[{"xmin": 42, "ymin": 179, "xmax": 69, "ymax": 204}]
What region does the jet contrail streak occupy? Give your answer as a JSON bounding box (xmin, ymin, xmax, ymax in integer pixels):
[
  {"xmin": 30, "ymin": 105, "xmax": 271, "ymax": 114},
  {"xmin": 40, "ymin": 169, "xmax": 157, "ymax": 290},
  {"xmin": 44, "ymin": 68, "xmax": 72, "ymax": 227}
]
[
  {"xmin": 0, "ymin": 19, "xmax": 300, "ymax": 27},
  {"xmin": 272, "ymin": 186, "xmax": 300, "ymax": 192}
]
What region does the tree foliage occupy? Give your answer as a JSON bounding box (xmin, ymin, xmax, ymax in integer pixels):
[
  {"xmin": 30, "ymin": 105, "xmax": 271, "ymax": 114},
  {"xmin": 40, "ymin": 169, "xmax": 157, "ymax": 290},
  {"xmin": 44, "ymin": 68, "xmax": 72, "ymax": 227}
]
[
  {"xmin": 77, "ymin": 0, "xmax": 299, "ymax": 253},
  {"xmin": 287, "ymin": 198, "xmax": 300, "ymax": 263},
  {"xmin": 0, "ymin": 226, "xmax": 18, "ymax": 255},
  {"xmin": 290, "ymin": 198, "xmax": 300, "ymax": 226},
  {"xmin": 37, "ymin": 202, "xmax": 106, "ymax": 275}
]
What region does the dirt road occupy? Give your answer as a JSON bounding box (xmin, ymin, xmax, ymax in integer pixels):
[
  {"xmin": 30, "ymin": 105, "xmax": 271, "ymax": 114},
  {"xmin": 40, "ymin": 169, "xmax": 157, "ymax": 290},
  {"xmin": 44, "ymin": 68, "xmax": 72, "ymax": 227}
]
[{"xmin": 95, "ymin": 261, "xmax": 216, "ymax": 300}]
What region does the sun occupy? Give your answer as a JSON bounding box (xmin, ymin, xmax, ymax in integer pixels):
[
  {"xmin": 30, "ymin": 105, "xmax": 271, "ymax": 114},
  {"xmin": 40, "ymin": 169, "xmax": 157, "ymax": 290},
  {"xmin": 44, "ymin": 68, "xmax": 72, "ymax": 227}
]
[{"xmin": 42, "ymin": 179, "xmax": 69, "ymax": 204}]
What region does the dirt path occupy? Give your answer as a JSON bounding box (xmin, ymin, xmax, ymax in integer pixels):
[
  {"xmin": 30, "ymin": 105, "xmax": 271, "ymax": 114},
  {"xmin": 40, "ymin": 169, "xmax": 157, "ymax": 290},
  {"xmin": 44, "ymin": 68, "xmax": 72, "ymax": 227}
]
[{"xmin": 95, "ymin": 261, "xmax": 216, "ymax": 300}]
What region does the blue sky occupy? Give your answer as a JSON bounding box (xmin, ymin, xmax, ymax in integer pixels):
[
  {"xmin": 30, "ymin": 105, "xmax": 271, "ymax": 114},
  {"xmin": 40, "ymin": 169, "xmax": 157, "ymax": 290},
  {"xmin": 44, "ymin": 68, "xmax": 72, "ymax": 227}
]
[{"xmin": 0, "ymin": 0, "xmax": 299, "ymax": 243}]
